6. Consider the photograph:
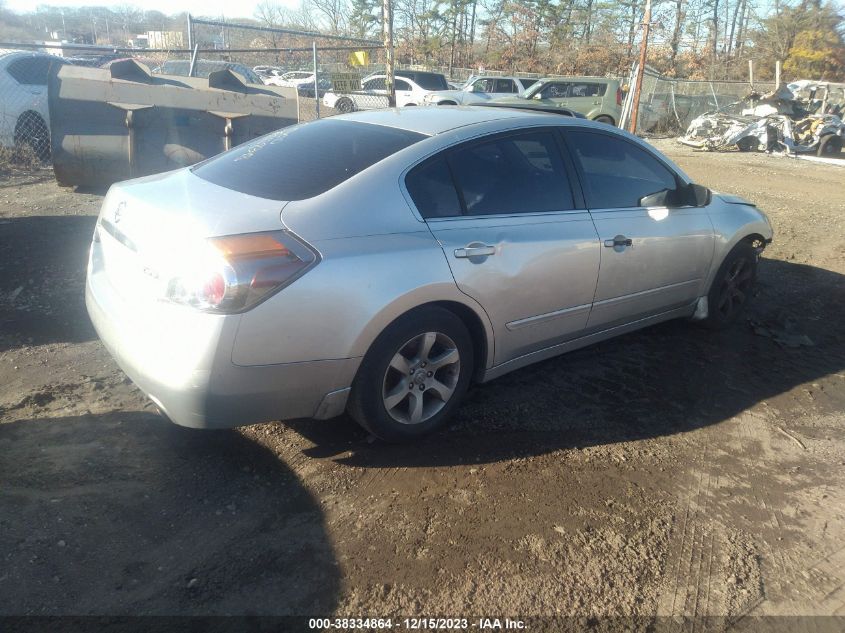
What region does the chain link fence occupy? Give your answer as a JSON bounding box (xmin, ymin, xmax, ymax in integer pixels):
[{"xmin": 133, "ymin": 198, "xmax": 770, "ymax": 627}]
[
  {"xmin": 626, "ymin": 67, "xmax": 776, "ymax": 135},
  {"xmin": 0, "ymin": 49, "xmax": 60, "ymax": 167}
]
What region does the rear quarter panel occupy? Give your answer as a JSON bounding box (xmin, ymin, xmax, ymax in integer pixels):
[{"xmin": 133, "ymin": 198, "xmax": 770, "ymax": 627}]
[{"xmin": 231, "ymin": 231, "xmax": 495, "ymax": 367}]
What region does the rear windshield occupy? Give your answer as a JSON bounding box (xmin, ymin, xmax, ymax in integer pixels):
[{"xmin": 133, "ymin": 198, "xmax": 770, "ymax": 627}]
[{"xmin": 192, "ymin": 119, "xmax": 426, "ymax": 201}]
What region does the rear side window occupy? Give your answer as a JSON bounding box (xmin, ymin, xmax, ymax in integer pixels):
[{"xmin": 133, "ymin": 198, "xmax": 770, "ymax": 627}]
[
  {"xmin": 193, "ymin": 119, "xmax": 425, "ymax": 201},
  {"xmin": 7, "ymin": 56, "xmax": 55, "ymax": 85},
  {"xmin": 395, "ymin": 79, "xmax": 412, "ymax": 91},
  {"xmin": 495, "ymin": 79, "xmax": 517, "ymax": 93},
  {"xmin": 405, "ymin": 159, "xmax": 462, "ymax": 218},
  {"xmin": 568, "ymin": 82, "xmax": 607, "ymax": 97},
  {"xmin": 566, "ymin": 131, "xmax": 677, "ymax": 209},
  {"xmin": 451, "ymin": 131, "xmax": 574, "ymax": 216},
  {"xmin": 406, "ymin": 132, "xmax": 575, "ymax": 219}
]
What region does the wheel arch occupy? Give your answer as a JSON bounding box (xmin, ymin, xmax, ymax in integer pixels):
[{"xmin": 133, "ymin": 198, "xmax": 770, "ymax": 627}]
[
  {"xmin": 14, "ymin": 109, "xmax": 47, "ymax": 136},
  {"xmin": 352, "ymin": 296, "xmax": 494, "ymax": 383}
]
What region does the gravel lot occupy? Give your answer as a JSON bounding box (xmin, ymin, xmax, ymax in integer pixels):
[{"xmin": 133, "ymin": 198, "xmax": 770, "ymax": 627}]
[{"xmin": 1, "ymin": 142, "xmax": 844, "ymax": 624}]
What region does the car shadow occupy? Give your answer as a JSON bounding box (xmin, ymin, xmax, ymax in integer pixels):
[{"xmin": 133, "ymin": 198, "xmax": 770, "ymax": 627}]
[
  {"xmin": 0, "ymin": 215, "xmax": 98, "ymax": 352},
  {"xmin": 286, "ymin": 258, "xmax": 845, "ymax": 467},
  {"xmin": 0, "ymin": 411, "xmax": 339, "ymax": 615}
]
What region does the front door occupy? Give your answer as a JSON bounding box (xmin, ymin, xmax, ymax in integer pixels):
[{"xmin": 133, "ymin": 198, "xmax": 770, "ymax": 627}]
[
  {"xmin": 404, "ymin": 129, "xmax": 600, "ymax": 365},
  {"xmin": 562, "ymin": 129, "xmax": 715, "ymax": 330}
]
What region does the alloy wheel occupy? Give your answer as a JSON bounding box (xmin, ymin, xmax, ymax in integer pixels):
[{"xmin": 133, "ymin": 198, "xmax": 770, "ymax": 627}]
[
  {"xmin": 382, "ymin": 331, "xmax": 461, "ymax": 425},
  {"xmin": 717, "ymin": 257, "xmax": 754, "ymax": 319}
]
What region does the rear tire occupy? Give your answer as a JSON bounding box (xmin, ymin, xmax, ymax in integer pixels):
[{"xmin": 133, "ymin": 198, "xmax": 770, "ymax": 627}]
[
  {"xmin": 699, "ymin": 241, "xmax": 758, "ymax": 330},
  {"xmin": 347, "ymin": 306, "xmax": 473, "ymax": 442}
]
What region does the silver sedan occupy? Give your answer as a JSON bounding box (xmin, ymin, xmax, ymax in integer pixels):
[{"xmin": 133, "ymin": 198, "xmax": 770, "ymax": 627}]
[{"xmin": 86, "ymin": 107, "xmax": 773, "ymax": 441}]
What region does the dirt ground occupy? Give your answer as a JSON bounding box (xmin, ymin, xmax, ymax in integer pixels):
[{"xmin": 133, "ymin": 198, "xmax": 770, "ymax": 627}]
[{"xmin": 1, "ymin": 142, "xmax": 844, "ymax": 627}]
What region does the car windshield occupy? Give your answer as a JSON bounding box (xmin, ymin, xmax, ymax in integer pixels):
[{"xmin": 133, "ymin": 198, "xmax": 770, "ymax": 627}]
[{"xmin": 192, "ymin": 119, "xmax": 426, "ymax": 201}]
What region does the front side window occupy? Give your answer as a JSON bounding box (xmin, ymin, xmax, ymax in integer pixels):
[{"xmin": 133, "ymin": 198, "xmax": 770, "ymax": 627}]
[
  {"xmin": 470, "ymin": 78, "xmax": 495, "ymax": 93},
  {"xmin": 193, "ymin": 119, "xmax": 425, "ymax": 201},
  {"xmin": 539, "ymin": 82, "xmax": 568, "ymax": 99},
  {"xmin": 565, "ymin": 131, "xmax": 678, "ymax": 209},
  {"xmin": 363, "ymin": 77, "xmax": 386, "ymax": 91}
]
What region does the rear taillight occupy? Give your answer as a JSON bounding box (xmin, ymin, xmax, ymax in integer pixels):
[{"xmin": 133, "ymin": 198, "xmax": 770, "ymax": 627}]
[
  {"xmin": 165, "ymin": 230, "xmax": 318, "ymax": 313},
  {"xmin": 616, "ymin": 87, "xmax": 623, "ymax": 107}
]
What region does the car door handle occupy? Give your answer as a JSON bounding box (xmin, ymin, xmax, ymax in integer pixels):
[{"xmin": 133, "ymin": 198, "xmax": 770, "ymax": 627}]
[
  {"xmin": 454, "ymin": 244, "xmax": 496, "ymax": 258},
  {"xmin": 604, "ymin": 236, "xmax": 633, "ymax": 248}
]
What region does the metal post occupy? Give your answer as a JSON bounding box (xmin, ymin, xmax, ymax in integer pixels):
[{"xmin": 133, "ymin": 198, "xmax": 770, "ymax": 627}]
[
  {"xmin": 775, "ymin": 60, "xmax": 781, "ymax": 89},
  {"xmin": 628, "ymin": 0, "xmax": 651, "ymax": 134},
  {"xmin": 312, "ymin": 41, "xmax": 320, "ymax": 119},
  {"xmin": 748, "ymin": 59, "xmax": 754, "ymax": 90},
  {"xmin": 383, "ymin": 0, "xmax": 395, "ymax": 106},
  {"xmin": 186, "ymin": 13, "xmax": 193, "ymax": 51},
  {"xmin": 188, "ymin": 44, "xmax": 198, "ymax": 77}
]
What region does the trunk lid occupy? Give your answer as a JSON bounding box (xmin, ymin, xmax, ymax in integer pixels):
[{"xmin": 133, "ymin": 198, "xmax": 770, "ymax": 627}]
[{"xmin": 93, "ymin": 168, "xmax": 287, "ymax": 303}]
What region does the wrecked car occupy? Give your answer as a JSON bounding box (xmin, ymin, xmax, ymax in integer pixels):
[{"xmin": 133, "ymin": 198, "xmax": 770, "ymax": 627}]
[{"xmin": 678, "ymin": 83, "xmax": 845, "ymax": 157}]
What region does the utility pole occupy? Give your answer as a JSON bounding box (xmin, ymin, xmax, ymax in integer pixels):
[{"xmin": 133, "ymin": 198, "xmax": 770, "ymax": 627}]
[
  {"xmin": 628, "ymin": 0, "xmax": 652, "ymax": 135},
  {"xmin": 383, "ymin": 0, "xmax": 395, "ymax": 106}
]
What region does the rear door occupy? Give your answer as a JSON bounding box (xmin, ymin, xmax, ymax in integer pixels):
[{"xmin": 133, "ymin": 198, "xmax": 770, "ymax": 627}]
[
  {"xmin": 405, "ymin": 128, "xmax": 600, "ymax": 365},
  {"xmin": 491, "ymin": 78, "xmax": 520, "ymax": 99},
  {"xmin": 565, "ymin": 81, "xmax": 607, "ymax": 118},
  {"xmin": 562, "ymin": 129, "xmax": 715, "ymax": 330}
]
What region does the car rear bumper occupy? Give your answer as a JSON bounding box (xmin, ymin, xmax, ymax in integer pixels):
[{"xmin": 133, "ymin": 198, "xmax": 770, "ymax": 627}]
[{"xmin": 85, "ymin": 271, "xmax": 360, "ymax": 429}]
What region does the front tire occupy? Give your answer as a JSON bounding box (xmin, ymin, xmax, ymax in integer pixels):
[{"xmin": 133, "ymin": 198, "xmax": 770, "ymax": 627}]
[
  {"xmin": 14, "ymin": 111, "xmax": 50, "ymax": 161},
  {"xmin": 347, "ymin": 306, "xmax": 473, "ymax": 442},
  {"xmin": 700, "ymin": 241, "xmax": 758, "ymax": 330},
  {"xmin": 335, "ymin": 97, "xmax": 355, "ymax": 114},
  {"xmin": 594, "ymin": 115, "xmax": 615, "ymax": 126}
]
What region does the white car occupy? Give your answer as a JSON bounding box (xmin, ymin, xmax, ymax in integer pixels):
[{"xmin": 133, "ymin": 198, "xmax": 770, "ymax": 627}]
[
  {"xmin": 422, "ymin": 76, "xmax": 538, "ymax": 106},
  {"xmin": 265, "ymin": 71, "xmax": 315, "ymax": 88},
  {"xmin": 0, "ymin": 51, "xmax": 64, "ymax": 160},
  {"xmin": 323, "ymin": 74, "xmax": 431, "ymax": 113}
]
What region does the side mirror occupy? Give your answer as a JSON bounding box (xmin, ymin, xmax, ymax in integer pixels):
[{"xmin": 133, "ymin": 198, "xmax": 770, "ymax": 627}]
[
  {"xmin": 639, "ymin": 189, "xmax": 671, "ymax": 207},
  {"xmin": 533, "ymin": 93, "xmax": 543, "ymax": 100},
  {"xmin": 687, "ymin": 183, "xmax": 711, "ymax": 207},
  {"xmin": 639, "ymin": 184, "xmax": 711, "ymax": 208}
]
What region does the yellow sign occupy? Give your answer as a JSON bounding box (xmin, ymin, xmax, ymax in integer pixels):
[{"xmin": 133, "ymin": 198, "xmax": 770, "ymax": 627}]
[{"xmin": 348, "ymin": 51, "xmax": 370, "ymax": 67}]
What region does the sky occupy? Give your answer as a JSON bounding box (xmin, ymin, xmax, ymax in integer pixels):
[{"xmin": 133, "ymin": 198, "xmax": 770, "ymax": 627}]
[{"xmin": 3, "ymin": 0, "xmax": 296, "ymax": 20}]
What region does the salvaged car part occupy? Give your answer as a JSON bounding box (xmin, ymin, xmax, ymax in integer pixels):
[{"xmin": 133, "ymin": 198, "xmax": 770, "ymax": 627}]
[{"xmin": 49, "ymin": 59, "xmax": 298, "ymax": 188}]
